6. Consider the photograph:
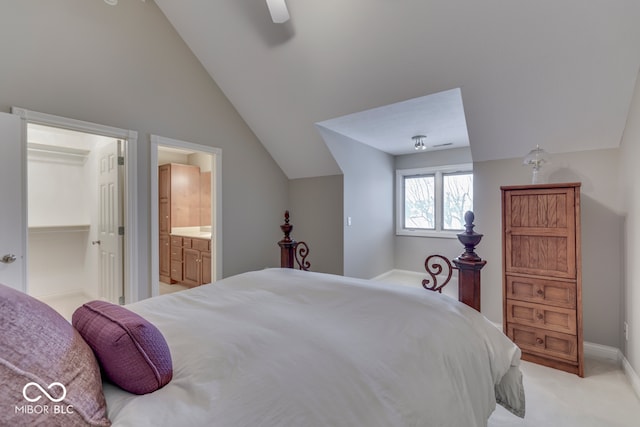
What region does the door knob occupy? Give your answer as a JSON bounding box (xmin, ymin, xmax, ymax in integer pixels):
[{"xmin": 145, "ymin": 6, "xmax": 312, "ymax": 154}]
[
  {"xmin": 1, "ymin": 254, "xmax": 17, "ymax": 264},
  {"xmin": 92, "ymin": 240, "xmax": 101, "ymax": 246}
]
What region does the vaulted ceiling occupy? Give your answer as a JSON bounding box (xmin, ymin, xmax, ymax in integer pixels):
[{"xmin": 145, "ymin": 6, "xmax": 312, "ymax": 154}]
[{"xmin": 154, "ymin": 0, "xmax": 640, "ymax": 179}]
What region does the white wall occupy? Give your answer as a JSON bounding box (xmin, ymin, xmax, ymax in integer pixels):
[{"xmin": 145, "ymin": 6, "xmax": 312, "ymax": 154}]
[
  {"xmin": 27, "ymin": 156, "xmax": 89, "ymax": 227},
  {"xmin": 28, "ymin": 231, "xmax": 92, "ymax": 298},
  {"xmin": 619, "ymin": 69, "xmax": 640, "ymax": 374},
  {"xmin": 474, "ymin": 148, "xmax": 624, "ymax": 348}
]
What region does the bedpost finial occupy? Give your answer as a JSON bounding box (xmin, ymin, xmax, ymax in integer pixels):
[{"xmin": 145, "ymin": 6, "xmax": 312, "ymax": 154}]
[
  {"xmin": 457, "ymin": 210, "xmax": 483, "ymax": 261},
  {"xmin": 280, "ymin": 210, "xmax": 293, "ymax": 242},
  {"xmin": 464, "ymin": 211, "xmax": 475, "ymax": 234}
]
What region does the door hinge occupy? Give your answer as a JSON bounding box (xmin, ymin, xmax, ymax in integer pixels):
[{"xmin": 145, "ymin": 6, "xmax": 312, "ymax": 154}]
[
  {"xmin": 118, "ymin": 226, "xmax": 125, "ymax": 236},
  {"xmin": 118, "ymin": 156, "xmax": 125, "ymax": 166},
  {"xmin": 118, "ymin": 296, "xmax": 125, "ymax": 305}
]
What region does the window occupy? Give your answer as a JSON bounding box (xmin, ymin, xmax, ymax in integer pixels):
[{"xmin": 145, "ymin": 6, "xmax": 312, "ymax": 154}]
[{"xmin": 396, "ymin": 164, "xmax": 473, "ymax": 237}]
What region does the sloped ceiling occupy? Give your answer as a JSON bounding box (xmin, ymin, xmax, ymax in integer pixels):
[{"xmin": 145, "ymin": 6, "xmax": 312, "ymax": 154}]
[{"xmin": 154, "ymin": 0, "xmax": 640, "ymax": 179}]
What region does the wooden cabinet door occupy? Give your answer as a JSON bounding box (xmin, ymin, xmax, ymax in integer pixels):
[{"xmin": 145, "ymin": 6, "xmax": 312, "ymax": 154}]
[
  {"xmin": 159, "ymin": 233, "xmax": 170, "ymax": 278},
  {"xmin": 159, "ymin": 164, "xmax": 170, "ymax": 201},
  {"xmin": 200, "ymin": 171, "xmax": 211, "ymax": 227},
  {"xmin": 159, "ymin": 200, "xmax": 170, "ymax": 234},
  {"xmin": 183, "ymin": 248, "xmax": 201, "ymax": 286},
  {"xmin": 503, "ymin": 187, "xmax": 577, "ymax": 279},
  {"xmin": 170, "ymin": 260, "xmax": 183, "ymax": 282},
  {"xmin": 170, "ymin": 164, "xmax": 201, "ymax": 227},
  {"xmin": 201, "ymin": 252, "xmax": 211, "ymax": 285}
]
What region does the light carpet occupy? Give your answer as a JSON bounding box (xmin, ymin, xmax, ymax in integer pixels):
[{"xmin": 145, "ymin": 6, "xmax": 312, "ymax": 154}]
[{"xmin": 489, "ymin": 357, "xmax": 640, "ymax": 427}]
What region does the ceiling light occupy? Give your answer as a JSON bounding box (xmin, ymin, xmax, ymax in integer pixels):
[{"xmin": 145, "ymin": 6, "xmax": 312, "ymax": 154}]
[
  {"xmin": 523, "ymin": 145, "xmax": 550, "ymax": 184},
  {"xmin": 104, "ymin": 0, "xmax": 118, "ymax": 5},
  {"xmin": 412, "ymin": 135, "xmax": 427, "ymax": 151},
  {"xmin": 266, "ymin": 0, "xmax": 290, "ymax": 23}
]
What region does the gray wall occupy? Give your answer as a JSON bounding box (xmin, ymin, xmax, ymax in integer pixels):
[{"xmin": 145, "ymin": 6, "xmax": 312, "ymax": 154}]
[
  {"xmin": 288, "ymin": 175, "xmax": 344, "ymax": 275},
  {"xmin": 619, "ymin": 69, "xmax": 640, "ymax": 375},
  {"xmin": 0, "ymin": 0, "xmax": 289, "ymax": 299},
  {"xmin": 474, "ymin": 148, "xmax": 624, "ymax": 349},
  {"xmin": 320, "ymin": 127, "xmax": 395, "ymax": 279}
]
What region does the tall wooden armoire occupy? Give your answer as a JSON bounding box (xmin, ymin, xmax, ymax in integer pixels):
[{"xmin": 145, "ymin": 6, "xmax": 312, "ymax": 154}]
[{"xmin": 501, "ymin": 182, "xmax": 583, "ymax": 377}]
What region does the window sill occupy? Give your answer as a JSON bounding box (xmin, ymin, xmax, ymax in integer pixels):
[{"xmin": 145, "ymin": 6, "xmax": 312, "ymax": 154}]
[{"xmin": 396, "ymin": 230, "xmax": 460, "ymax": 239}]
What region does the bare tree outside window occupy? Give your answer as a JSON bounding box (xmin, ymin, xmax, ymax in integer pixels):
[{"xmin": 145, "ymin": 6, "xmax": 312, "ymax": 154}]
[
  {"xmin": 442, "ymin": 173, "xmax": 473, "ymax": 230},
  {"xmin": 404, "ymin": 175, "xmax": 435, "ymax": 229},
  {"xmin": 397, "ymin": 165, "xmax": 473, "ymax": 236}
]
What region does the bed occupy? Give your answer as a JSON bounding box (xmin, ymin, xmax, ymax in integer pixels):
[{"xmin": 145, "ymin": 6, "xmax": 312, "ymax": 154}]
[{"xmin": 0, "ymin": 211, "xmax": 524, "ymax": 427}]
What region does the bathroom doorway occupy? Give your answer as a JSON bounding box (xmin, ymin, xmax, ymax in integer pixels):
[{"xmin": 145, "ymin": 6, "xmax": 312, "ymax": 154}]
[{"xmin": 150, "ymin": 135, "xmax": 222, "ymax": 297}]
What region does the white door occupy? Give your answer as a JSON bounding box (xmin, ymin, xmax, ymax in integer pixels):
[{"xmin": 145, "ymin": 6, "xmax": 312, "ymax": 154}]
[
  {"xmin": 98, "ymin": 140, "xmax": 123, "ymax": 304},
  {"xmin": 0, "ymin": 112, "xmax": 25, "ymax": 291}
]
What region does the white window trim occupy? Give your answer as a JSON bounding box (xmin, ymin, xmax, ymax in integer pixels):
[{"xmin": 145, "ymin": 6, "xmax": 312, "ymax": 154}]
[{"xmin": 396, "ymin": 163, "xmax": 472, "ymax": 238}]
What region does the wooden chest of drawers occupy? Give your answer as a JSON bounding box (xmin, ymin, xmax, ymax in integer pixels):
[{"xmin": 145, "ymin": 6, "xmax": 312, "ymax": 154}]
[{"xmin": 501, "ymin": 183, "xmax": 583, "ymax": 376}]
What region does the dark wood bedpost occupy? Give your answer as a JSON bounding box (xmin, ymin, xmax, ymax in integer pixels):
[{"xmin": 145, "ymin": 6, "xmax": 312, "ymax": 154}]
[
  {"xmin": 452, "ymin": 211, "xmax": 487, "ymax": 312},
  {"xmin": 278, "ymin": 211, "xmax": 311, "ymax": 270},
  {"xmin": 278, "ymin": 211, "xmax": 296, "ymax": 269}
]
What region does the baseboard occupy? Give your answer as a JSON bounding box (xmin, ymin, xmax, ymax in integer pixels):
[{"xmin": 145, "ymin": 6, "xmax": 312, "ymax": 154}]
[
  {"xmin": 622, "ymin": 356, "xmax": 640, "ymax": 401},
  {"xmin": 371, "ymin": 268, "xmax": 458, "ymax": 283},
  {"xmin": 584, "ymin": 342, "xmax": 622, "ymax": 362},
  {"xmin": 371, "ymin": 269, "xmax": 423, "ymax": 281},
  {"xmin": 32, "ymin": 289, "xmax": 92, "ymax": 301}
]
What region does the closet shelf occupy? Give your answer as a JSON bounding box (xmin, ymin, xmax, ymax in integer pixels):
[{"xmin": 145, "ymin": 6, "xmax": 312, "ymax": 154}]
[
  {"xmin": 28, "ymin": 224, "xmax": 90, "ymax": 233},
  {"xmin": 27, "ymin": 142, "xmax": 90, "ymax": 165}
]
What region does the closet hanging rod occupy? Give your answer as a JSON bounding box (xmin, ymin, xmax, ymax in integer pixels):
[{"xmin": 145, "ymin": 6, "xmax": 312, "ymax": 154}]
[{"xmin": 27, "ymin": 142, "xmax": 90, "ymax": 158}]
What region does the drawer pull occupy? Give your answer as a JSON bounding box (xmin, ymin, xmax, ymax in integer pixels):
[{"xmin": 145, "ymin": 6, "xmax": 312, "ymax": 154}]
[
  {"xmin": 536, "ymin": 289, "xmax": 544, "ymax": 296},
  {"xmin": 537, "ymin": 312, "xmax": 544, "ymax": 320},
  {"xmin": 536, "ymin": 338, "xmax": 544, "ymax": 345}
]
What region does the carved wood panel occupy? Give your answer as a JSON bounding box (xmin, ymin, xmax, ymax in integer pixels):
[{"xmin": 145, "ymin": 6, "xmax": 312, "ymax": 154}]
[{"xmin": 504, "ymin": 187, "xmax": 576, "ymax": 279}]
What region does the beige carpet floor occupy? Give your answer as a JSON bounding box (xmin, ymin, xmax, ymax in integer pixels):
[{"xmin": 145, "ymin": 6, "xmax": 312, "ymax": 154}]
[{"xmin": 489, "ymin": 357, "xmax": 640, "ymax": 427}]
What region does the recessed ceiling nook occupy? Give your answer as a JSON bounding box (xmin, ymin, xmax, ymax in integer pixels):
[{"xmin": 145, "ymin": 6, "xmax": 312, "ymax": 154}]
[{"xmin": 316, "ymin": 87, "xmax": 470, "ymax": 158}]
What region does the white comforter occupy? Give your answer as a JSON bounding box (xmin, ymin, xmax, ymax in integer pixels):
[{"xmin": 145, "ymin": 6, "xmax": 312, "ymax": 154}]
[{"xmin": 104, "ymin": 268, "xmax": 524, "ymax": 427}]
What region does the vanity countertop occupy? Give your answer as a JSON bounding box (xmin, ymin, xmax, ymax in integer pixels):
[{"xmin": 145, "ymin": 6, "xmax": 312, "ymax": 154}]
[{"xmin": 171, "ymin": 227, "xmax": 212, "ymax": 239}]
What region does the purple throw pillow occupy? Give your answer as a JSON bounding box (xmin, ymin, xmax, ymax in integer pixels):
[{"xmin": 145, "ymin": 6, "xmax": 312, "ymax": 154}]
[
  {"xmin": 72, "ymin": 300, "xmax": 173, "ymax": 395},
  {"xmin": 0, "ymin": 283, "xmax": 110, "ymax": 426}
]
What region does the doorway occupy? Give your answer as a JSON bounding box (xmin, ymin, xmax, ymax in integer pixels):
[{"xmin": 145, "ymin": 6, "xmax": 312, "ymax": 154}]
[
  {"xmin": 11, "ymin": 107, "xmax": 139, "ymax": 315},
  {"xmin": 26, "ymin": 124, "xmax": 124, "ymax": 317},
  {"xmin": 150, "ymin": 135, "xmax": 222, "ymax": 297}
]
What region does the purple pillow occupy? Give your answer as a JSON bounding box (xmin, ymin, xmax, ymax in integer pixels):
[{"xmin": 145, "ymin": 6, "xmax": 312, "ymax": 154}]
[
  {"xmin": 0, "ymin": 283, "xmax": 110, "ymax": 426},
  {"xmin": 72, "ymin": 300, "xmax": 172, "ymax": 395}
]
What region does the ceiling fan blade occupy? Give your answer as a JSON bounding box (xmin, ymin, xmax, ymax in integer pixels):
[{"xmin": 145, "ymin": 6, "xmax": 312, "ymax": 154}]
[{"xmin": 266, "ymin": 0, "xmax": 290, "ymax": 24}]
